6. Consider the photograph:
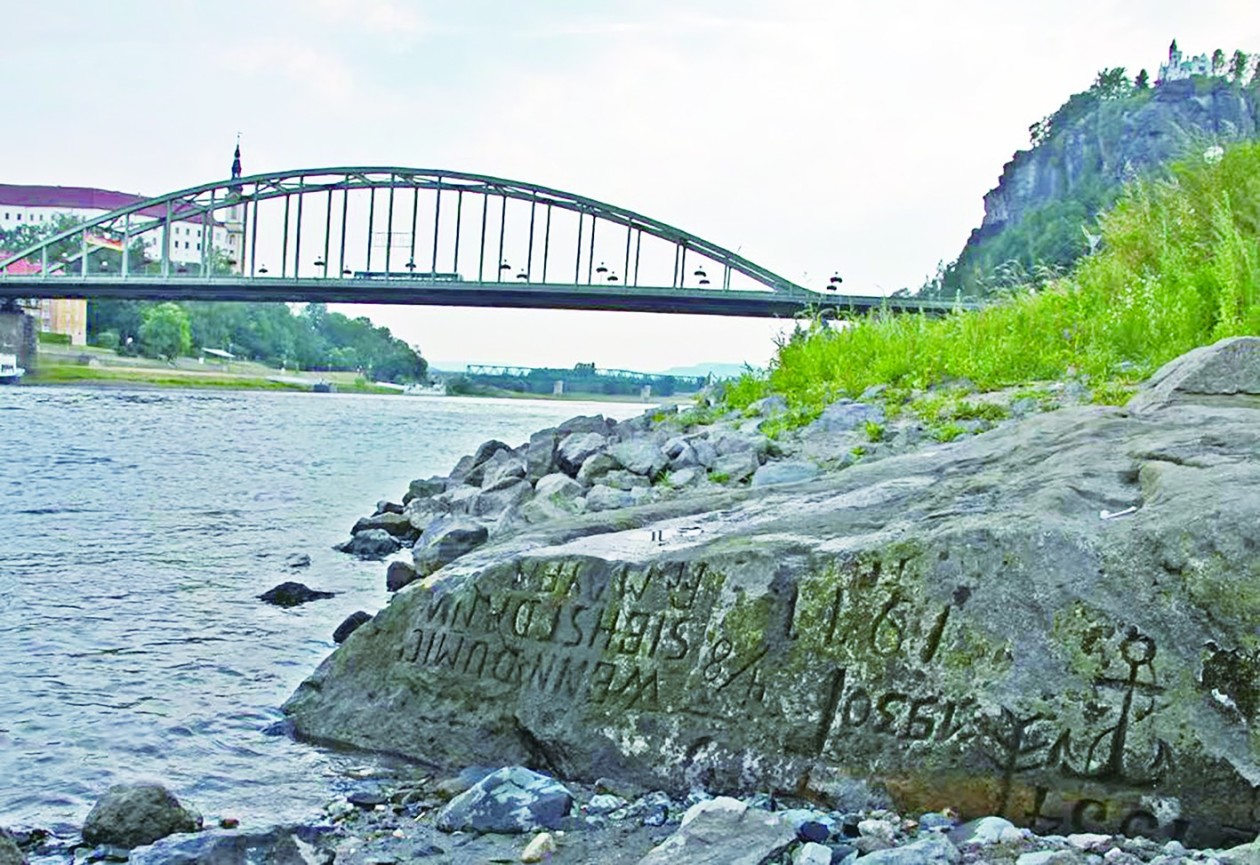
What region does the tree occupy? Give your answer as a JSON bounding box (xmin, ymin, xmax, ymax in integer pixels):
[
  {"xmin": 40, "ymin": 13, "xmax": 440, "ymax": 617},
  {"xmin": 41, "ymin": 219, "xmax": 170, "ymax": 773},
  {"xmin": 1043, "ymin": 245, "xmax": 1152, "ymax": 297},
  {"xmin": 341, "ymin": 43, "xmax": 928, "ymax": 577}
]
[
  {"xmin": 138, "ymin": 302, "xmax": 192, "ymax": 360},
  {"xmin": 1253, "ymin": 57, "xmax": 1260, "ymax": 87},
  {"xmin": 1135, "ymin": 69, "xmax": 1150, "ymax": 90},
  {"xmin": 1212, "ymin": 49, "xmax": 1225, "ymax": 76},
  {"xmin": 1092, "ymin": 67, "xmax": 1130, "ymax": 99},
  {"xmin": 1230, "ymin": 50, "xmax": 1250, "ymax": 82}
]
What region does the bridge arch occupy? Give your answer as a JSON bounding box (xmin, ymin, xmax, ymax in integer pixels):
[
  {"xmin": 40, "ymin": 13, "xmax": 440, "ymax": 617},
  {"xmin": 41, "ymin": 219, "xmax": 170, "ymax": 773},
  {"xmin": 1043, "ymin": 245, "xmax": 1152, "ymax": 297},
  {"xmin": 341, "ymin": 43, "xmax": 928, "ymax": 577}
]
[{"xmin": 0, "ymin": 167, "xmax": 806, "ymax": 294}]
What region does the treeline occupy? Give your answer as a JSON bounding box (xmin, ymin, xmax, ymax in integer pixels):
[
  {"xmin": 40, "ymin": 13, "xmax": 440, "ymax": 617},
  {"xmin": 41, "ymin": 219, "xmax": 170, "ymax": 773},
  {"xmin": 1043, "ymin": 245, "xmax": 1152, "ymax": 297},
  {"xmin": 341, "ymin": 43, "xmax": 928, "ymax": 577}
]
[{"xmin": 87, "ymin": 301, "xmax": 428, "ymax": 383}]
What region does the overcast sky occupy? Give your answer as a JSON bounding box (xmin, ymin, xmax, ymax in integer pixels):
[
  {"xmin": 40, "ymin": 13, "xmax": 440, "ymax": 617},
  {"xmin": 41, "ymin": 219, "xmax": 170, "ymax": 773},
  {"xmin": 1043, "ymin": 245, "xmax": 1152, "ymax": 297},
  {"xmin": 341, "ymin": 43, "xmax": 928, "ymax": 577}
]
[{"xmin": 3, "ymin": 1, "xmax": 1256, "ymax": 371}]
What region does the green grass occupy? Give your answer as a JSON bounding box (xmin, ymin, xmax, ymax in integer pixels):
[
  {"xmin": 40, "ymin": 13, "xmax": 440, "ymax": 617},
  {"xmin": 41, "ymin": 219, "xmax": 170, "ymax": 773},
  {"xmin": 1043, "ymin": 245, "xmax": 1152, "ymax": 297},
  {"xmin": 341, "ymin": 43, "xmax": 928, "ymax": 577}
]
[{"xmin": 723, "ymin": 141, "xmax": 1260, "ymax": 423}]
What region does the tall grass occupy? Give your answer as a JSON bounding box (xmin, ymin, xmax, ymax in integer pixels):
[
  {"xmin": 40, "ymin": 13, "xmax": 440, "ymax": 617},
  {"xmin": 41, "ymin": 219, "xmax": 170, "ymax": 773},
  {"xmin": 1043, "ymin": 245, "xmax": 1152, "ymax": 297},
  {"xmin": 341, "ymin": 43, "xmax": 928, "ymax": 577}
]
[{"xmin": 727, "ymin": 141, "xmax": 1260, "ymax": 418}]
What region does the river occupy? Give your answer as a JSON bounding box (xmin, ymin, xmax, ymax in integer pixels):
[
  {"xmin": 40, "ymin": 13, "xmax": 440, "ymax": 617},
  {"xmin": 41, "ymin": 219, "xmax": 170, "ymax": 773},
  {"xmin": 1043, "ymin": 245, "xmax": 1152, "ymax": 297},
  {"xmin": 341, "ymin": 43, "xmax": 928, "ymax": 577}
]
[{"xmin": 0, "ymin": 386, "xmax": 641, "ymax": 832}]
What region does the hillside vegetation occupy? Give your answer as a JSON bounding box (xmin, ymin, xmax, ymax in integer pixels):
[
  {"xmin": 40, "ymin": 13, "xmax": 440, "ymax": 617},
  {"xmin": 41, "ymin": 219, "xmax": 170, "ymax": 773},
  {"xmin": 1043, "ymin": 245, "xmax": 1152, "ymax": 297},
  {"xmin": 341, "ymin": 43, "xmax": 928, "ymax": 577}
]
[
  {"xmin": 929, "ymin": 64, "xmax": 1259, "ymax": 298},
  {"xmin": 725, "ymin": 141, "xmax": 1260, "ymax": 423}
]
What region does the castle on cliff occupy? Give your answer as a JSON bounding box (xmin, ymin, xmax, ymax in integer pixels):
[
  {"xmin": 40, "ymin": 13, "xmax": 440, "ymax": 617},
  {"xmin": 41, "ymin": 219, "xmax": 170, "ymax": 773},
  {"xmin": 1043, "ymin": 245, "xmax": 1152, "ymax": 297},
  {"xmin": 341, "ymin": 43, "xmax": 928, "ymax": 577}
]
[{"xmin": 1158, "ymin": 39, "xmax": 1212, "ymax": 83}]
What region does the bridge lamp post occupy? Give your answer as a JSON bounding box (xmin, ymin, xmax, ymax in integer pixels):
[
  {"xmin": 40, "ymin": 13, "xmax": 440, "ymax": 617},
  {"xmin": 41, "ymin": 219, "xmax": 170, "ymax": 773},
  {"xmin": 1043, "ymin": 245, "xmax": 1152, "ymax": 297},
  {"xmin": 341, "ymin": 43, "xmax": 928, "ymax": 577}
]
[
  {"xmin": 342, "ymin": 267, "xmax": 352, "ymax": 277},
  {"xmin": 259, "ymin": 265, "xmax": 269, "ymax": 275},
  {"xmin": 606, "ymin": 271, "xmax": 620, "ymax": 283},
  {"xmin": 499, "ymin": 261, "xmax": 511, "ymax": 282},
  {"xmin": 694, "ymin": 267, "xmax": 710, "ymax": 286},
  {"xmin": 313, "ymin": 258, "xmax": 327, "ymax": 278},
  {"xmin": 595, "ymin": 262, "xmax": 608, "ymax": 283},
  {"xmin": 515, "ymin": 270, "xmax": 528, "ymax": 281},
  {"xmin": 827, "ymin": 273, "xmax": 843, "ymax": 291},
  {"xmin": 406, "ymin": 260, "xmax": 417, "ymax": 274}
]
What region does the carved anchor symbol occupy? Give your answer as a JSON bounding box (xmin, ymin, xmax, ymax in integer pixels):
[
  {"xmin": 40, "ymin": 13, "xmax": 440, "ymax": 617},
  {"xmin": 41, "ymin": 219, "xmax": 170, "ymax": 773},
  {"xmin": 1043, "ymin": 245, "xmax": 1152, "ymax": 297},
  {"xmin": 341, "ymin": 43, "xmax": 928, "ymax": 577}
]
[{"xmin": 1062, "ymin": 632, "xmax": 1171, "ymax": 785}]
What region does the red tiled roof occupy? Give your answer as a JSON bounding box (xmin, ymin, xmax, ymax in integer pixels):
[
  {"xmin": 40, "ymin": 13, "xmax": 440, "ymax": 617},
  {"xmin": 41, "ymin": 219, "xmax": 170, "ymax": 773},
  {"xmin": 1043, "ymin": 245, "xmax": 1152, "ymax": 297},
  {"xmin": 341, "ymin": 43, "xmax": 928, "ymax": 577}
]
[
  {"xmin": 0, "ymin": 184, "xmax": 211, "ymax": 223},
  {"xmin": 0, "ymin": 253, "xmax": 44, "ymax": 274}
]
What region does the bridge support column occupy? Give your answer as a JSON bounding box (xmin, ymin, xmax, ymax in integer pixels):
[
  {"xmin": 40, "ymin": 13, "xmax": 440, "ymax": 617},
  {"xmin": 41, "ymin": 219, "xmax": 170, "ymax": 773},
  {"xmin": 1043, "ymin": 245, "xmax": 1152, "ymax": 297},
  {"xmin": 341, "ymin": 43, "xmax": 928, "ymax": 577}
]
[{"xmin": 0, "ymin": 302, "xmax": 38, "ymax": 374}]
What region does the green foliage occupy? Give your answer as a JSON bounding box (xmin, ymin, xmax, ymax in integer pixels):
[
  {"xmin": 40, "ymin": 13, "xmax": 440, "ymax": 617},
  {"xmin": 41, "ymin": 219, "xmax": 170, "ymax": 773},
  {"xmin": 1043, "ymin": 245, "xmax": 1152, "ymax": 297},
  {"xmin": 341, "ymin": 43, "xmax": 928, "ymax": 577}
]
[
  {"xmin": 863, "ymin": 420, "xmax": 885, "ymax": 442},
  {"xmin": 93, "ymin": 330, "xmax": 120, "ymax": 351},
  {"xmin": 37, "ymin": 331, "xmax": 71, "ymax": 345},
  {"xmin": 730, "ymin": 142, "xmax": 1260, "ymax": 423},
  {"xmin": 931, "ymin": 423, "xmax": 968, "ymax": 443},
  {"xmin": 1230, "ymin": 50, "xmax": 1250, "ymax": 82},
  {"xmin": 88, "ymin": 300, "xmax": 427, "ymax": 382},
  {"xmin": 1135, "ymin": 69, "xmax": 1150, "ymax": 90},
  {"xmin": 138, "ymin": 302, "xmax": 192, "ymax": 360}
]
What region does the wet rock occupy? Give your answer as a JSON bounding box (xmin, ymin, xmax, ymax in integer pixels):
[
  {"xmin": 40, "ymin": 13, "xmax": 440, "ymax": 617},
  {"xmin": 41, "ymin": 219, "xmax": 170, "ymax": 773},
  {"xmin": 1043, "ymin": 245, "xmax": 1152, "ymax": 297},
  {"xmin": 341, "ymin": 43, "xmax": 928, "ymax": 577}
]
[
  {"xmin": 385, "ymin": 560, "xmax": 418, "ymax": 593},
  {"xmin": 664, "ymin": 466, "xmax": 704, "ymax": 488},
  {"xmin": 433, "ymin": 485, "xmax": 479, "ymax": 515},
  {"xmin": 405, "ymin": 476, "xmax": 447, "ymax": 503},
  {"xmin": 636, "ymin": 797, "xmax": 795, "ymax": 865},
  {"xmin": 751, "ymin": 459, "xmax": 820, "ymax": 487},
  {"xmin": 336, "ymin": 529, "xmax": 401, "ymax": 560},
  {"xmin": 0, "ymin": 832, "xmax": 25, "ymax": 865},
  {"xmin": 333, "ymin": 611, "xmax": 372, "ymax": 644},
  {"xmin": 81, "ymin": 784, "xmax": 202, "ymax": 850},
  {"xmin": 127, "ymin": 825, "xmax": 335, "ymax": 865},
  {"xmin": 435, "ymin": 767, "xmax": 572, "ymax": 834},
  {"xmin": 284, "ymin": 553, "xmax": 311, "ymax": 569},
  {"xmin": 664, "ymin": 438, "xmax": 700, "ymax": 470},
  {"xmin": 352, "ymin": 512, "xmax": 416, "ymax": 540},
  {"xmin": 556, "ymin": 433, "xmax": 608, "ymax": 476},
  {"xmin": 374, "ymin": 501, "xmax": 404, "ymax": 515},
  {"xmin": 258, "ymin": 581, "xmax": 336, "ymax": 607},
  {"xmin": 412, "ymin": 518, "xmax": 489, "ymax": 577}
]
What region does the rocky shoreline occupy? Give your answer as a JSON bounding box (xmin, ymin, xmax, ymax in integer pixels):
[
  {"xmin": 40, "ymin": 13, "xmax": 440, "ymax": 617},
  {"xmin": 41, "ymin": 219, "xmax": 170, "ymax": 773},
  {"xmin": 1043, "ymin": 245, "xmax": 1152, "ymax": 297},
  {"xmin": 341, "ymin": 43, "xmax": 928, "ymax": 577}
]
[{"xmin": 9, "ymin": 339, "xmax": 1260, "ymax": 864}]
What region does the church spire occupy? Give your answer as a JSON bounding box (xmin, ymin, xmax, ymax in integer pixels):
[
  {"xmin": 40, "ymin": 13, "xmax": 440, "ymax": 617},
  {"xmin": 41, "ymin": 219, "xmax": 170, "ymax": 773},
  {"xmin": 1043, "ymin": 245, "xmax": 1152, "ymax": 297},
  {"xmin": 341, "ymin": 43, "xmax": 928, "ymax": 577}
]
[{"xmin": 231, "ymin": 135, "xmax": 242, "ymax": 181}]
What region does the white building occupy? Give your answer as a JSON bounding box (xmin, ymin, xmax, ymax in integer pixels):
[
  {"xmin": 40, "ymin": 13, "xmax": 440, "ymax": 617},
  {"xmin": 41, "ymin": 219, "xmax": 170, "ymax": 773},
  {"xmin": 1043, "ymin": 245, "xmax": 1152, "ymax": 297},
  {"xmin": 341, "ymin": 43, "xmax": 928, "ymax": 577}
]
[
  {"xmin": 1158, "ymin": 39, "xmax": 1212, "ymax": 83},
  {"xmin": 0, "ymin": 145, "xmax": 246, "ymax": 271}
]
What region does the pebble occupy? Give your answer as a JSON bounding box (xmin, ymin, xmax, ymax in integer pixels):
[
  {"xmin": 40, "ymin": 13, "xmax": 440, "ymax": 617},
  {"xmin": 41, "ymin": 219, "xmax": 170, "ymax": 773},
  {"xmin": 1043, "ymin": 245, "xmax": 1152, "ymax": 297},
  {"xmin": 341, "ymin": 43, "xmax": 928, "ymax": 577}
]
[{"xmin": 521, "ymin": 831, "xmax": 556, "ymax": 862}]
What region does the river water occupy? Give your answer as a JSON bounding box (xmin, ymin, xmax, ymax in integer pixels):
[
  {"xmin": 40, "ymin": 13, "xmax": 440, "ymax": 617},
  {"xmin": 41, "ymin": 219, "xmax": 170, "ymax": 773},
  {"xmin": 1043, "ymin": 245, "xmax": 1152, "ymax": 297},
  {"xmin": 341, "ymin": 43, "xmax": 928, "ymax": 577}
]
[{"xmin": 0, "ymin": 386, "xmax": 640, "ymax": 832}]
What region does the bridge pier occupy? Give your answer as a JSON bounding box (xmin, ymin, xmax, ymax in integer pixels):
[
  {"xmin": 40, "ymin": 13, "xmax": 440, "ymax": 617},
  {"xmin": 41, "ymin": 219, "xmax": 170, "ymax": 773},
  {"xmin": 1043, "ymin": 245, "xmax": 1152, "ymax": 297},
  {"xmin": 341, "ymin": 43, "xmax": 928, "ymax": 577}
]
[{"xmin": 0, "ymin": 302, "xmax": 38, "ymax": 375}]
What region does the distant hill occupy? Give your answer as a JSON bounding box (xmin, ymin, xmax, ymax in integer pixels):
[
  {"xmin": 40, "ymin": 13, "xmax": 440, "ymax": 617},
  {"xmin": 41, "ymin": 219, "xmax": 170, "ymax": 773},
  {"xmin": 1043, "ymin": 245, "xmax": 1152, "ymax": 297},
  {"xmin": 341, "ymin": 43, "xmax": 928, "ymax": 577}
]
[{"xmin": 925, "ymin": 48, "xmax": 1260, "ymax": 298}]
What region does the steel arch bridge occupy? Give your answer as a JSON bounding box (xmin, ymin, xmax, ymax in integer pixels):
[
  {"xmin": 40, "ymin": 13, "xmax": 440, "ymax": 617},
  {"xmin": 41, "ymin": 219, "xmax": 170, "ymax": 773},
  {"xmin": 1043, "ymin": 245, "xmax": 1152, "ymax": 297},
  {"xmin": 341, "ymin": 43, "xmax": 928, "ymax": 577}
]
[{"xmin": 0, "ymin": 167, "xmax": 961, "ymax": 317}]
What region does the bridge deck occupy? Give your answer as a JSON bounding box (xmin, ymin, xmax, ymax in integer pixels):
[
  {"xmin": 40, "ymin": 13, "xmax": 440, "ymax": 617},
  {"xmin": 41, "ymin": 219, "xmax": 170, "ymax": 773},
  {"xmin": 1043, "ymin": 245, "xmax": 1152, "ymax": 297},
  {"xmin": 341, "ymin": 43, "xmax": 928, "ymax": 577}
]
[{"xmin": 0, "ymin": 276, "xmax": 968, "ymax": 318}]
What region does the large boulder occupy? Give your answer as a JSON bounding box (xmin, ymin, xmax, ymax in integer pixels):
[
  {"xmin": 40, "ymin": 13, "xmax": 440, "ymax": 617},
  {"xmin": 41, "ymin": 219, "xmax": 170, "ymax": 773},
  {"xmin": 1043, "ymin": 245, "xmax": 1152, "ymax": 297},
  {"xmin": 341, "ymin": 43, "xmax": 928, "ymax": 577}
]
[
  {"xmin": 470, "ymin": 479, "xmax": 533, "ymax": 519},
  {"xmin": 435, "ymin": 767, "xmax": 572, "ymax": 833},
  {"xmin": 480, "ymin": 451, "xmax": 528, "ymax": 492},
  {"xmin": 576, "ymin": 452, "xmax": 619, "ymax": 486},
  {"xmin": 81, "ymin": 783, "xmax": 202, "ymax": 850},
  {"xmin": 333, "ymin": 611, "xmax": 373, "ymax": 643},
  {"xmin": 285, "ymin": 339, "xmax": 1260, "ymax": 848},
  {"xmin": 386, "ymin": 560, "xmax": 419, "ymax": 592},
  {"xmin": 807, "ymin": 399, "xmax": 885, "ymax": 433}
]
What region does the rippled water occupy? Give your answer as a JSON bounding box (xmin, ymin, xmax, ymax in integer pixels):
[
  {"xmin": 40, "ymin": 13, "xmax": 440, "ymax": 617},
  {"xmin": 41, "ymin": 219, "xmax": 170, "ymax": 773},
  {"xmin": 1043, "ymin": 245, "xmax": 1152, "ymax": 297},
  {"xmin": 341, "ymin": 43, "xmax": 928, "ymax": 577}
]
[{"xmin": 0, "ymin": 386, "xmax": 639, "ymax": 831}]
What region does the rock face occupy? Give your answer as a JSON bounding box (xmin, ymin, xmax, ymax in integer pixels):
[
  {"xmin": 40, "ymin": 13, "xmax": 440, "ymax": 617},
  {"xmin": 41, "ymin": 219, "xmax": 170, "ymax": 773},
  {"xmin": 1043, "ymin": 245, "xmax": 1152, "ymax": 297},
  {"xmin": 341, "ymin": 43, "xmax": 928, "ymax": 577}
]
[
  {"xmin": 0, "ymin": 832, "xmax": 24, "ymax": 865},
  {"xmin": 81, "ymin": 783, "xmax": 202, "ymax": 849},
  {"xmin": 293, "ymin": 342, "xmax": 1260, "ymax": 847}
]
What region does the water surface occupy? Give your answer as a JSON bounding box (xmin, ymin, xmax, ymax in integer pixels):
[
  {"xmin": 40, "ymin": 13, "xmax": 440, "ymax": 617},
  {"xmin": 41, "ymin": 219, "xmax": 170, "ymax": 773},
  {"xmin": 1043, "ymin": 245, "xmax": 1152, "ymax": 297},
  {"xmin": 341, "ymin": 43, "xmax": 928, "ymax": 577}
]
[{"xmin": 0, "ymin": 386, "xmax": 640, "ymax": 830}]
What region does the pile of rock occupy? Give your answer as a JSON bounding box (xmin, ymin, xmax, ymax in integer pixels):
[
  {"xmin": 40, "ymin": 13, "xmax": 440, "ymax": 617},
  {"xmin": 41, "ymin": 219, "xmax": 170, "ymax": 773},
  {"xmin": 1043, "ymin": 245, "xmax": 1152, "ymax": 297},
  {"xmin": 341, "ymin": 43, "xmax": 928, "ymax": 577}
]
[{"xmin": 334, "ymin": 411, "xmax": 782, "ymax": 582}]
